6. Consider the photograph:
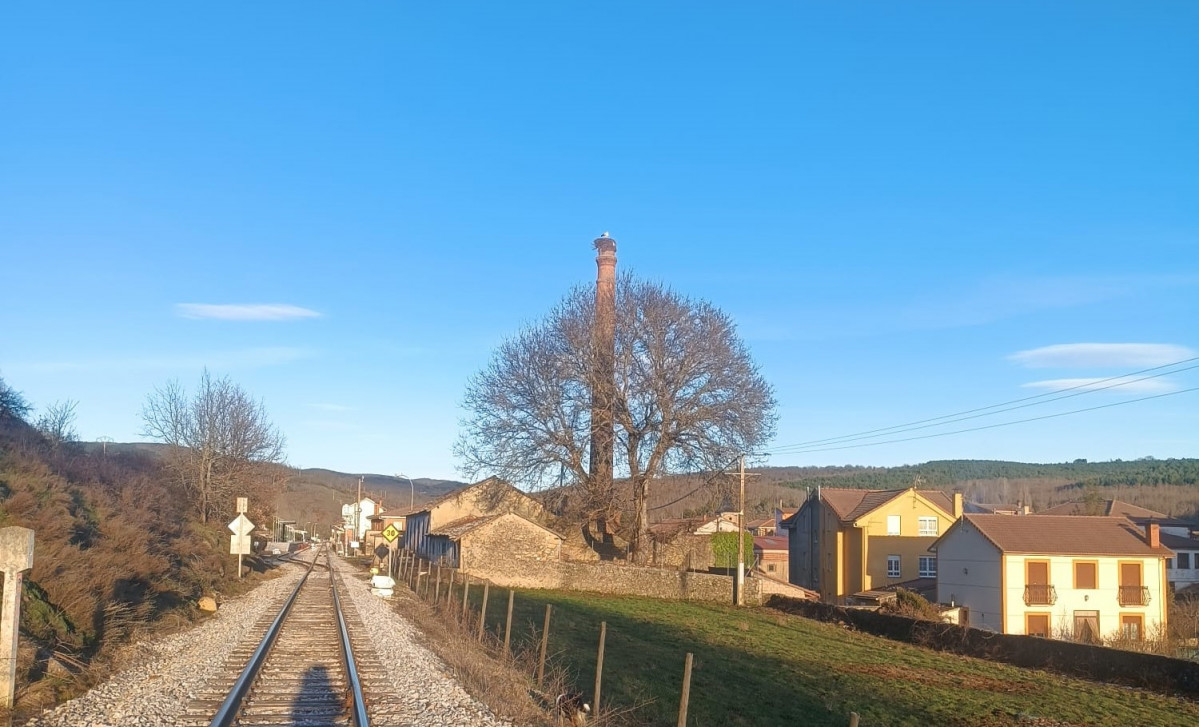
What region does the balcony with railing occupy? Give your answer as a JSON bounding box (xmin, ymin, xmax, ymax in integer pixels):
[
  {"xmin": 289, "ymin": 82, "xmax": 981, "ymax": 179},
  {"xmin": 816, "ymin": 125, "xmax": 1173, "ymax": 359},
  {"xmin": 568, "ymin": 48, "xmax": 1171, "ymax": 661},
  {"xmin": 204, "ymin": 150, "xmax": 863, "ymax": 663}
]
[
  {"xmin": 1023, "ymin": 584, "xmax": 1057, "ymax": 606},
  {"xmin": 1118, "ymin": 585, "xmax": 1151, "ymax": 607}
]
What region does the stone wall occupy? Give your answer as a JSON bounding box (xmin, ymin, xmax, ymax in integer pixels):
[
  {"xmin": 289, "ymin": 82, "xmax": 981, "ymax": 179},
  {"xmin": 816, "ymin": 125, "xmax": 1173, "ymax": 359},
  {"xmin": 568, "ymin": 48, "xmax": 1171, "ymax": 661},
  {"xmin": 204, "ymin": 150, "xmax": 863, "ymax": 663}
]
[
  {"xmin": 462, "ymin": 513, "xmax": 561, "ymax": 571},
  {"xmin": 463, "ymin": 556, "xmax": 759, "ymax": 605},
  {"xmin": 651, "ymin": 534, "xmax": 714, "ymax": 570}
]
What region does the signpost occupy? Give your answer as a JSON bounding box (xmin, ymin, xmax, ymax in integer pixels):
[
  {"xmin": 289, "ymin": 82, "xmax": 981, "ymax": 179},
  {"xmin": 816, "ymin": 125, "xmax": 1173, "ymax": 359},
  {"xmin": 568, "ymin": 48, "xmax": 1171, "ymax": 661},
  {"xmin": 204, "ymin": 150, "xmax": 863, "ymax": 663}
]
[
  {"xmin": 0, "ymin": 526, "xmax": 34, "ymax": 709},
  {"xmin": 228, "ymin": 510, "xmax": 255, "ymax": 578},
  {"xmin": 381, "ymin": 523, "xmax": 400, "ymax": 578}
]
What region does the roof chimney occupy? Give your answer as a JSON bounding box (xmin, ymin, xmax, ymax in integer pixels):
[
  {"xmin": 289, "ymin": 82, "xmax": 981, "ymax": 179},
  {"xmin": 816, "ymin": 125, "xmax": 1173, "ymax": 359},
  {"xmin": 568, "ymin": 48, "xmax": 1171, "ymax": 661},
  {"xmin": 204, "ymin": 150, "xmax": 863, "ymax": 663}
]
[
  {"xmin": 953, "ymin": 491, "xmax": 963, "ymax": 519},
  {"xmin": 1145, "ymin": 522, "xmax": 1160, "ymax": 549}
]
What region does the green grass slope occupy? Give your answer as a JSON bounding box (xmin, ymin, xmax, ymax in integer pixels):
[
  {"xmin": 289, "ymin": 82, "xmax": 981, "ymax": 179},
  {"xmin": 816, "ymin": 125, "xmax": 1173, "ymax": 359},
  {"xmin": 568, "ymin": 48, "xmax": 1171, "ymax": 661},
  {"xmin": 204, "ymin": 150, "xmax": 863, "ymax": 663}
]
[{"xmin": 479, "ymin": 588, "xmax": 1198, "ymax": 726}]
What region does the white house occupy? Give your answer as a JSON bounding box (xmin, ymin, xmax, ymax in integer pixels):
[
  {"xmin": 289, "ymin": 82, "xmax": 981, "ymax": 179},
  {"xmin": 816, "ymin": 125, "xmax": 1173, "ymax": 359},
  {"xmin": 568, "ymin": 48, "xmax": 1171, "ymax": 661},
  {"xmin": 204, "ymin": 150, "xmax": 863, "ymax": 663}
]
[
  {"xmin": 932, "ymin": 514, "xmax": 1172, "ymax": 642},
  {"xmin": 1163, "ymin": 533, "xmax": 1199, "ymax": 592},
  {"xmin": 340, "ymin": 497, "xmax": 379, "ymax": 540}
]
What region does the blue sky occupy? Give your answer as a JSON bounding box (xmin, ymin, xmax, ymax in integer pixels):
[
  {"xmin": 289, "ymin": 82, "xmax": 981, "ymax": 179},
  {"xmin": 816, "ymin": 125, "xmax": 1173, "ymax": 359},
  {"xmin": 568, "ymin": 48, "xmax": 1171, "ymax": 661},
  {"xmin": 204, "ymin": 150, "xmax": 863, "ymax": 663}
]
[{"xmin": 2, "ymin": 3, "xmax": 1196, "ymax": 480}]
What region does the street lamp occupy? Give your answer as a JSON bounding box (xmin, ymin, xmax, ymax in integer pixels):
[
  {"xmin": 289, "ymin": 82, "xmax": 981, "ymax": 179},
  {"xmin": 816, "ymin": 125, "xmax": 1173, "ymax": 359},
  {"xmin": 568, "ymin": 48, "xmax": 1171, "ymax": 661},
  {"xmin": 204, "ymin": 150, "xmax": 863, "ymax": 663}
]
[{"xmin": 397, "ymin": 473, "xmax": 415, "ymax": 510}]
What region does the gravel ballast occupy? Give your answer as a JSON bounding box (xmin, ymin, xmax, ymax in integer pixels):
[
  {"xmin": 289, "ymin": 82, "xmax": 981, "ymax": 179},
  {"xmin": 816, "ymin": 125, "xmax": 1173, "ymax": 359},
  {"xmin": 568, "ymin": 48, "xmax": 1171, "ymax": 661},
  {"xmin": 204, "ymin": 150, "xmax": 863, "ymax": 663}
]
[
  {"xmin": 332, "ymin": 556, "xmax": 511, "ymax": 727},
  {"xmin": 25, "ymin": 560, "xmax": 309, "ymax": 727},
  {"xmin": 24, "ymin": 552, "xmax": 512, "ymax": 726}
]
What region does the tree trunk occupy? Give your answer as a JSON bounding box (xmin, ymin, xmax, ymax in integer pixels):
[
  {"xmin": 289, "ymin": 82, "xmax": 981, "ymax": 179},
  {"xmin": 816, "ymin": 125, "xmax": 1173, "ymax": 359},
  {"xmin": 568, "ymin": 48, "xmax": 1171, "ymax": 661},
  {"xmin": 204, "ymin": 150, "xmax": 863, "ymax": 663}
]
[{"xmin": 630, "ymin": 475, "xmax": 650, "ymax": 565}]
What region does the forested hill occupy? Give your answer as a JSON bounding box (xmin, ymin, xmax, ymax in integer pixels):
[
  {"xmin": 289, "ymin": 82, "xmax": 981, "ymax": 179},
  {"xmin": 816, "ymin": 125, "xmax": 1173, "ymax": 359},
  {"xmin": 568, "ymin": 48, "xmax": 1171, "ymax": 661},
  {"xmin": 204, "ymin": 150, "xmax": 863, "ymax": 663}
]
[
  {"xmin": 765, "ymin": 458, "xmax": 1199, "ymax": 491},
  {"xmin": 644, "ymin": 458, "xmax": 1199, "ymax": 522}
]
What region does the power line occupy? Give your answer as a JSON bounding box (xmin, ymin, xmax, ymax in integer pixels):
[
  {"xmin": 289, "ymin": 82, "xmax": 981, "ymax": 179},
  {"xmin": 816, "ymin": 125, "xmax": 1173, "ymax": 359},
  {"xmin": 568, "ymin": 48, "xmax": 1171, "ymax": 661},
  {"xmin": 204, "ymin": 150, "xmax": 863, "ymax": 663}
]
[
  {"xmin": 768, "ymin": 356, "xmax": 1199, "ymax": 453},
  {"xmin": 768, "ymin": 362, "xmax": 1199, "ymax": 453},
  {"xmin": 765, "ymin": 386, "xmax": 1199, "ymax": 456}
]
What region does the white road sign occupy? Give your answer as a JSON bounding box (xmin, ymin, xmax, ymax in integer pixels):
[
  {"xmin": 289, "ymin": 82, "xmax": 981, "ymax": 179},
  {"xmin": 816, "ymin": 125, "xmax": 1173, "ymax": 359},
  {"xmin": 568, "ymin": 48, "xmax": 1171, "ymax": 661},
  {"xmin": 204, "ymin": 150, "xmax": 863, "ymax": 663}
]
[
  {"xmin": 228, "ymin": 513, "xmax": 255, "ymax": 537},
  {"xmin": 230, "ymin": 534, "xmax": 252, "ymax": 555}
]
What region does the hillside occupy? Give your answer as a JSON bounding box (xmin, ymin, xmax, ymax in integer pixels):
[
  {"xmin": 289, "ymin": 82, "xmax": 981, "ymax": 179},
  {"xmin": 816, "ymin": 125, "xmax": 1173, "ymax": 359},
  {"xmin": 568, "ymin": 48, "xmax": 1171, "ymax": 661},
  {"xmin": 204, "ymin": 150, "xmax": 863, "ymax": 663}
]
[
  {"xmin": 638, "ymin": 458, "xmax": 1199, "ymax": 522},
  {"xmin": 0, "ymin": 389, "xmax": 257, "ymax": 710},
  {"xmin": 276, "ymin": 469, "xmax": 465, "ymax": 536},
  {"xmin": 80, "ymin": 441, "xmax": 467, "ymax": 538}
]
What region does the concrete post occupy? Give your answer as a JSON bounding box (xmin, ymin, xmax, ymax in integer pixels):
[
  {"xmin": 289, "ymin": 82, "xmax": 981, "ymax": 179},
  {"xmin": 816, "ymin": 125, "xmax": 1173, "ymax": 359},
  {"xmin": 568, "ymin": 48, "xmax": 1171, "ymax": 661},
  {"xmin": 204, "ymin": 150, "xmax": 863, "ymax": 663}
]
[{"xmin": 0, "ymin": 527, "xmax": 35, "ymax": 709}]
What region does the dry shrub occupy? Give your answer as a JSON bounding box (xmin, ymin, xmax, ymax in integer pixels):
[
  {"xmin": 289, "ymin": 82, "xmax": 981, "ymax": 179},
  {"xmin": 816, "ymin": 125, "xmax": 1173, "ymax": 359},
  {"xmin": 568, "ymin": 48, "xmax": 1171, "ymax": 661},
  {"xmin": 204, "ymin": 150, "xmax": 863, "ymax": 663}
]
[
  {"xmin": 0, "ymin": 413, "xmax": 270, "ymax": 712},
  {"xmin": 878, "ymin": 589, "xmax": 943, "ymax": 621}
]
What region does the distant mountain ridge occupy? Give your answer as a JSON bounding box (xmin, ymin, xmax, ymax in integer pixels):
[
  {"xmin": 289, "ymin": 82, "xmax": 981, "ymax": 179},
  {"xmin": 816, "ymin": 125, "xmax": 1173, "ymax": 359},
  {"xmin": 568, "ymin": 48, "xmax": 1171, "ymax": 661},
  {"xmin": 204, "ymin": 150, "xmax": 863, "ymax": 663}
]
[{"xmin": 79, "ymin": 441, "xmax": 467, "ymax": 534}]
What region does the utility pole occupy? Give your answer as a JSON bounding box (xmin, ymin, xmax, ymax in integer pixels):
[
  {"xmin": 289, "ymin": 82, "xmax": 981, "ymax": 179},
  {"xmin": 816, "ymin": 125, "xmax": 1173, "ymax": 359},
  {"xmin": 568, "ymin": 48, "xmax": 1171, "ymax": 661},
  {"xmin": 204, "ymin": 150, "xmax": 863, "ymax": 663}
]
[
  {"xmin": 356, "ymin": 476, "xmax": 364, "ymax": 553},
  {"xmin": 736, "ymin": 455, "xmax": 746, "ymax": 606}
]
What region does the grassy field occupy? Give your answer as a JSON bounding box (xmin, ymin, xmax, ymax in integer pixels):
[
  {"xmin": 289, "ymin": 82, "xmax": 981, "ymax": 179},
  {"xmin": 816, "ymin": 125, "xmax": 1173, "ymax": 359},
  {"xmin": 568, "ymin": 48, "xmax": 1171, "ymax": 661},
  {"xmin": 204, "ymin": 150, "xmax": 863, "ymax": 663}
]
[{"xmin": 462, "ymin": 586, "xmax": 1199, "ymax": 727}]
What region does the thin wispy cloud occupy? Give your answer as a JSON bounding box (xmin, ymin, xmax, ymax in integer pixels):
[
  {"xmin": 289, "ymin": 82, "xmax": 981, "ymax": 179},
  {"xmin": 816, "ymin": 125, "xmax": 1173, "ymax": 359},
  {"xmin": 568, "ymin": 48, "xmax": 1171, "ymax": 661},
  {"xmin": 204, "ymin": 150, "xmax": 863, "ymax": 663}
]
[
  {"xmin": 309, "ymin": 403, "xmax": 355, "ymax": 412},
  {"xmin": 1009, "ymin": 343, "xmax": 1196, "ymax": 369},
  {"xmin": 1021, "ymin": 377, "xmax": 1179, "ymax": 394},
  {"xmin": 176, "ymin": 303, "xmax": 322, "ymax": 321},
  {"xmin": 9, "ymin": 347, "xmax": 315, "ymax": 374},
  {"xmin": 302, "ymin": 420, "xmax": 360, "ymax": 432}
]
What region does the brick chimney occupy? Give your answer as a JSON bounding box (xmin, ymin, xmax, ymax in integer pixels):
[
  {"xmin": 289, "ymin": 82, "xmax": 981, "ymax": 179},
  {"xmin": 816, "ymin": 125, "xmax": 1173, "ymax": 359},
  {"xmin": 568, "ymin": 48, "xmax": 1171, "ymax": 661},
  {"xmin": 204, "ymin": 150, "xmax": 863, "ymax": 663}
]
[
  {"xmin": 1145, "ymin": 522, "xmax": 1161, "ymax": 548},
  {"xmin": 589, "ymin": 233, "xmax": 617, "ymax": 500},
  {"xmin": 952, "ymin": 491, "xmax": 963, "ymax": 519}
]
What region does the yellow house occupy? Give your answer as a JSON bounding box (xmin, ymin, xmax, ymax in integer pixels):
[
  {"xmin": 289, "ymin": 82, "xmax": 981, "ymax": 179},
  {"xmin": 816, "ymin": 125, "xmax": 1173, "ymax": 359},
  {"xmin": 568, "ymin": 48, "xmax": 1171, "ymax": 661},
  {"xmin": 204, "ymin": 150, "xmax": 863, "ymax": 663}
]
[
  {"xmin": 932, "ymin": 514, "xmax": 1171, "ymax": 640},
  {"xmin": 782, "ymin": 487, "xmax": 962, "ymax": 603}
]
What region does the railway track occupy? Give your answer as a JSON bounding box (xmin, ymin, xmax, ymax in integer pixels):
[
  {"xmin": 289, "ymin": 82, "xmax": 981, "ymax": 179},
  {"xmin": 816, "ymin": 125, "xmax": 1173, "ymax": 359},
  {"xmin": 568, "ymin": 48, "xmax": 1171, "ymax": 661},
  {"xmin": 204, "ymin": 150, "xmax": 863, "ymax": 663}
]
[{"xmin": 185, "ymin": 547, "xmax": 380, "ymax": 727}]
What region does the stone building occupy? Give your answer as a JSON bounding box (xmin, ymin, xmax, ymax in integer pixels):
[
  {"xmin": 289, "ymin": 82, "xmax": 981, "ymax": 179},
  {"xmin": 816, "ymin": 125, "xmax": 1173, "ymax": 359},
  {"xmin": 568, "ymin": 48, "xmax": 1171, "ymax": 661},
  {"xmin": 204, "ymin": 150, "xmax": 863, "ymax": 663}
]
[
  {"xmin": 427, "ymin": 512, "xmax": 564, "ymax": 570},
  {"xmin": 403, "ymin": 476, "xmax": 545, "ymax": 559}
]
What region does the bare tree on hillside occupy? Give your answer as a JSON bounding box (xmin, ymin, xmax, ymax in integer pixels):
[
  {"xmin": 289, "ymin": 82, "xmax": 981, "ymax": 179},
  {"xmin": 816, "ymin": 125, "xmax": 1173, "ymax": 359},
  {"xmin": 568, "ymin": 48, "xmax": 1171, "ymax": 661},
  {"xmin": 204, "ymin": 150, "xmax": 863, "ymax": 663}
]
[
  {"xmin": 141, "ymin": 370, "xmax": 286, "ymax": 523},
  {"xmin": 36, "ymin": 399, "xmax": 79, "ymax": 448},
  {"xmin": 0, "ymin": 375, "xmax": 31, "ymax": 420},
  {"xmin": 456, "ymin": 274, "xmax": 776, "ymax": 563}
]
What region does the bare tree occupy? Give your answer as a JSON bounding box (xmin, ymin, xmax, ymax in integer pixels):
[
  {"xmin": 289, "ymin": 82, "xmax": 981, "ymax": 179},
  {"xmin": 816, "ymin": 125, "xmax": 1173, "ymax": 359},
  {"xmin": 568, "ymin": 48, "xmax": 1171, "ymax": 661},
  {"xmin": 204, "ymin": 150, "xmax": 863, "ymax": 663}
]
[
  {"xmin": 141, "ymin": 370, "xmax": 286, "ymax": 523},
  {"xmin": 0, "ymin": 375, "xmax": 31, "ymax": 421},
  {"xmin": 456, "ymin": 275, "xmax": 776, "ymax": 563},
  {"xmin": 36, "ymin": 399, "xmax": 79, "ymax": 447}
]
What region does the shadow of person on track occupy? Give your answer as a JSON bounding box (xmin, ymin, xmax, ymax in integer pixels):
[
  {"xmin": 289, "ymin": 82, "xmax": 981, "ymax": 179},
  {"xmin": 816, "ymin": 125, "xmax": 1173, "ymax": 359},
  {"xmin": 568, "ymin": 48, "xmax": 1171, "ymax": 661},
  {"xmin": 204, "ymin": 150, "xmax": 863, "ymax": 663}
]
[{"xmin": 290, "ymin": 665, "xmax": 343, "ymax": 726}]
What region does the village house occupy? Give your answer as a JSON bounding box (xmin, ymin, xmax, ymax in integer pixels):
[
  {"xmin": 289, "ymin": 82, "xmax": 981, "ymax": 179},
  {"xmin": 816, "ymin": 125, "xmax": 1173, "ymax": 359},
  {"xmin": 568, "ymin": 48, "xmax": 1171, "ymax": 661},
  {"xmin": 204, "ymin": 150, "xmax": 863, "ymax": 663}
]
[
  {"xmin": 753, "ymin": 535, "xmax": 788, "ymax": 577},
  {"xmin": 932, "ymin": 514, "xmax": 1172, "ymax": 641},
  {"xmin": 402, "ymin": 476, "xmax": 545, "ymax": 559},
  {"xmin": 340, "ymin": 497, "xmax": 379, "ymax": 541},
  {"xmin": 1038, "ymin": 498, "xmax": 1199, "ymax": 592},
  {"xmin": 780, "ymin": 486, "xmax": 962, "ymax": 604},
  {"xmin": 363, "ymin": 512, "xmax": 409, "ymax": 561},
  {"xmin": 747, "ymin": 517, "xmax": 776, "ymax": 536}
]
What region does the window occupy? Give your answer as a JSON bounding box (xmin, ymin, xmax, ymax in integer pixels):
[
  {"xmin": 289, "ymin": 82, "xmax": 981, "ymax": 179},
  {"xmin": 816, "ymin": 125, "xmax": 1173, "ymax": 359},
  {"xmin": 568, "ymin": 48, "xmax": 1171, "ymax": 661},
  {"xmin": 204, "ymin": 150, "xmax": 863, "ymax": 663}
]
[
  {"xmin": 887, "ymin": 555, "xmax": 901, "ymax": 578},
  {"xmin": 767, "ymin": 564, "xmax": 776, "ymax": 572},
  {"xmin": 1073, "ymin": 611, "xmax": 1100, "ymax": 644},
  {"xmin": 1168, "ymin": 558, "xmax": 1175, "ymax": 570},
  {"xmin": 886, "ymin": 515, "xmax": 901, "ymax": 535},
  {"xmin": 1073, "ymin": 561, "xmax": 1097, "ymax": 589},
  {"xmin": 1121, "ymin": 614, "xmax": 1144, "ymax": 641},
  {"xmin": 1180, "ymin": 553, "xmax": 1192, "ymax": 569},
  {"xmin": 1026, "ymin": 613, "xmax": 1051, "ymax": 637},
  {"xmin": 918, "ymin": 517, "xmax": 938, "ymax": 536},
  {"xmin": 919, "ymin": 556, "xmax": 937, "ymax": 577}
]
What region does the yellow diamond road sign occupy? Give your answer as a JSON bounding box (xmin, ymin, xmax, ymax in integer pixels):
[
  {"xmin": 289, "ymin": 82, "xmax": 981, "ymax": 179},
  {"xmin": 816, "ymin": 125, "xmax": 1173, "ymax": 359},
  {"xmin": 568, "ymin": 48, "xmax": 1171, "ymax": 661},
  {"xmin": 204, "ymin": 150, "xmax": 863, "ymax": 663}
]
[{"xmin": 382, "ymin": 524, "xmax": 400, "ymax": 543}]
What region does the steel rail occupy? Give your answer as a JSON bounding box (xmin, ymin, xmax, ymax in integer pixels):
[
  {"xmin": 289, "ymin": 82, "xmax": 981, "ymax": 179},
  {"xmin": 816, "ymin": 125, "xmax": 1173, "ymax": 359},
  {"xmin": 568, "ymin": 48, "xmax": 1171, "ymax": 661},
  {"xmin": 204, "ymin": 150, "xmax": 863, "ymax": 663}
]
[
  {"xmin": 206, "ymin": 548, "xmax": 320, "ymax": 727},
  {"xmin": 331, "ymin": 564, "xmax": 370, "ymax": 727}
]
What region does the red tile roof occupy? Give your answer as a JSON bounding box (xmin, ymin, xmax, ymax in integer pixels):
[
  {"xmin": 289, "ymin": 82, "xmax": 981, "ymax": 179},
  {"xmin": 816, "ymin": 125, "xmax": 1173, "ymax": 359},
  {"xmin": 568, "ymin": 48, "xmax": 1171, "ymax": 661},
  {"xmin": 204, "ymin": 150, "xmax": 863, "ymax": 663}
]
[
  {"xmin": 1040, "ymin": 499, "xmax": 1167, "ymax": 518},
  {"xmin": 954, "ymin": 514, "xmax": 1174, "ymax": 557},
  {"xmin": 820, "ymin": 488, "xmax": 955, "ymax": 522},
  {"xmin": 753, "ymin": 535, "xmax": 788, "ymax": 551}
]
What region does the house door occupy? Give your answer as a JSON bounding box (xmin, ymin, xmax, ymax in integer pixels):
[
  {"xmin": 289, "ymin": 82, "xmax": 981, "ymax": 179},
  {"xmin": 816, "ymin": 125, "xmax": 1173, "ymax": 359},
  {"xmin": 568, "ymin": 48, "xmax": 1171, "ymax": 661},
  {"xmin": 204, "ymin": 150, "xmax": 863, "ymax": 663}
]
[{"xmin": 1025, "ymin": 560, "xmax": 1052, "ymax": 605}]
